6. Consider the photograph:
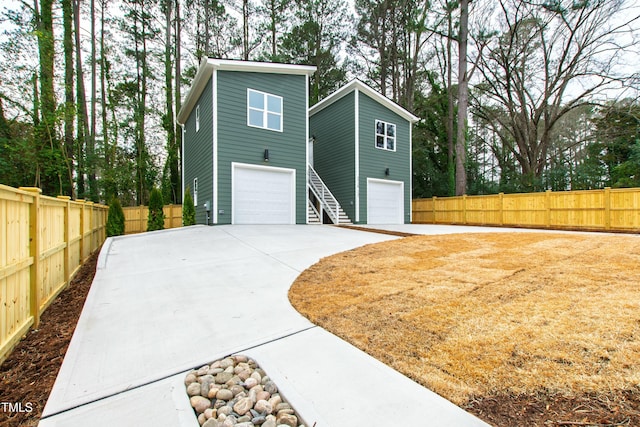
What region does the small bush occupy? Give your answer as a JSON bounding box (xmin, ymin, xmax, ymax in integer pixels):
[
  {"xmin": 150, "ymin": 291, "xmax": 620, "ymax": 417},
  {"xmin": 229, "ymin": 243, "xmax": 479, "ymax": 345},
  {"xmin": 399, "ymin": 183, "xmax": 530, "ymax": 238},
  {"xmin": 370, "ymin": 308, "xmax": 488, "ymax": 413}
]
[
  {"xmin": 106, "ymin": 198, "xmax": 125, "ymax": 237},
  {"xmin": 182, "ymin": 187, "xmax": 196, "ymax": 226},
  {"xmin": 147, "ymin": 188, "xmax": 165, "ymax": 231}
]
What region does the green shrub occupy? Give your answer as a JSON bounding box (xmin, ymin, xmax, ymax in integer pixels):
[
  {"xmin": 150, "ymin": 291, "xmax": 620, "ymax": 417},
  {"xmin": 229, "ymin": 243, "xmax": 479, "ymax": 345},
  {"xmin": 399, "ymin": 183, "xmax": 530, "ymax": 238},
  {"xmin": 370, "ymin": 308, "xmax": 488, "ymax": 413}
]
[
  {"xmin": 106, "ymin": 198, "xmax": 125, "ymax": 237},
  {"xmin": 182, "ymin": 187, "xmax": 196, "ymax": 226},
  {"xmin": 147, "ymin": 188, "xmax": 165, "ymax": 231}
]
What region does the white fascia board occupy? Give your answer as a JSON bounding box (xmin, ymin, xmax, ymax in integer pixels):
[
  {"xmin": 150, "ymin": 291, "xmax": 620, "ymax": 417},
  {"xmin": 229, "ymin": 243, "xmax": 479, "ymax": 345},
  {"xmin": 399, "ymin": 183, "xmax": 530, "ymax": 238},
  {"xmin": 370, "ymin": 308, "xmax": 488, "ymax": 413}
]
[
  {"xmin": 177, "ymin": 57, "xmax": 317, "ymax": 125},
  {"xmin": 210, "ymin": 58, "xmax": 316, "ymax": 76},
  {"xmin": 309, "ymin": 79, "xmax": 420, "ymax": 124}
]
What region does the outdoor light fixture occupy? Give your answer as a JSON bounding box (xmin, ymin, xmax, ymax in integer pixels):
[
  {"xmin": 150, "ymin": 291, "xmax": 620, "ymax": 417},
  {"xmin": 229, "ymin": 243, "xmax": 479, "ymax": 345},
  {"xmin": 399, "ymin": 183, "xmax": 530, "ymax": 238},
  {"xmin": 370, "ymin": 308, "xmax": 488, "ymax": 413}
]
[
  {"xmin": 385, "ymin": 168, "xmax": 390, "ymax": 176},
  {"xmin": 264, "ymin": 149, "xmax": 270, "ymax": 162}
]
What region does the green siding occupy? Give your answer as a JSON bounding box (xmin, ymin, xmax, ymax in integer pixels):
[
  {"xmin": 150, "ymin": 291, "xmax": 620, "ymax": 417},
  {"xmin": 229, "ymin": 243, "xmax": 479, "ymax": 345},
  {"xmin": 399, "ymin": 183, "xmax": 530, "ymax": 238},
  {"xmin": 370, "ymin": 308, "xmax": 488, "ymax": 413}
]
[
  {"xmin": 308, "ymin": 92, "xmax": 357, "ymax": 221},
  {"xmin": 358, "ymin": 92, "xmax": 412, "ymax": 224},
  {"xmin": 183, "ymin": 77, "xmax": 214, "ymax": 225},
  {"xmin": 216, "ymin": 71, "xmax": 308, "ymax": 224}
]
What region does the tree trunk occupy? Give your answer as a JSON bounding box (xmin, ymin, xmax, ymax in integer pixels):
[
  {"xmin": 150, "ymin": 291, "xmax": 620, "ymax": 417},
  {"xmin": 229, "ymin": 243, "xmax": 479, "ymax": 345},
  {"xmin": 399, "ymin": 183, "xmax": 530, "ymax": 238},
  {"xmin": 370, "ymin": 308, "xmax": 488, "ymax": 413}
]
[
  {"xmin": 175, "ymin": 0, "xmax": 182, "ymax": 201},
  {"xmin": 164, "ymin": 0, "xmax": 179, "ymax": 203},
  {"xmin": 88, "ymin": 0, "xmax": 97, "ymax": 200},
  {"xmin": 63, "ymin": 0, "xmax": 75, "ymax": 198},
  {"xmin": 455, "ymin": 0, "xmax": 469, "ymax": 196},
  {"xmin": 243, "ymin": 0, "xmax": 249, "ymax": 60},
  {"xmin": 100, "ymin": 0, "xmax": 112, "ymax": 201},
  {"xmin": 35, "ymin": 0, "xmax": 60, "ymax": 194},
  {"xmin": 74, "ymin": 0, "xmax": 90, "ymax": 198},
  {"xmin": 446, "ymin": 2, "xmax": 455, "ymax": 196}
]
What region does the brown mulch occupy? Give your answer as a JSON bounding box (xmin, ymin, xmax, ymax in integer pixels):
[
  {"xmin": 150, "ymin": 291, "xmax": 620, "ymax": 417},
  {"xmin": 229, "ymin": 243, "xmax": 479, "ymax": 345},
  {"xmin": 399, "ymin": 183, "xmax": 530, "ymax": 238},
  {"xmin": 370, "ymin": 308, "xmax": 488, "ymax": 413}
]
[
  {"xmin": 464, "ymin": 391, "xmax": 640, "ymax": 426},
  {"xmin": 0, "ymin": 251, "xmax": 98, "ymax": 427}
]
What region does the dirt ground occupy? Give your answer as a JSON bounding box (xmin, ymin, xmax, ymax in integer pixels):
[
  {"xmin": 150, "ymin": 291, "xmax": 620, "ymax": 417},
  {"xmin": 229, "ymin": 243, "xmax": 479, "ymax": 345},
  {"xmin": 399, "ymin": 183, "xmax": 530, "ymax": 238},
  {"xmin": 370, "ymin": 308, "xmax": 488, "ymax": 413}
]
[
  {"xmin": 0, "ymin": 252, "xmax": 98, "ymax": 427},
  {"xmin": 290, "ymin": 232, "xmax": 640, "ymax": 427}
]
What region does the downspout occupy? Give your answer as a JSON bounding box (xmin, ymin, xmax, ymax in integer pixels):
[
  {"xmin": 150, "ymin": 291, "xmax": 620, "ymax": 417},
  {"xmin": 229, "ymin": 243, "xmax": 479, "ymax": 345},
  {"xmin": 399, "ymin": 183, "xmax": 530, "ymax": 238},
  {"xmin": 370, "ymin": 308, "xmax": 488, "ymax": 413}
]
[
  {"xmin": 212, "ymin": 68, "xmax": 218, "ymax": 224},
  {"xmin": 355, "ymin": 89, "xmax": 360, "ymax": 223}
]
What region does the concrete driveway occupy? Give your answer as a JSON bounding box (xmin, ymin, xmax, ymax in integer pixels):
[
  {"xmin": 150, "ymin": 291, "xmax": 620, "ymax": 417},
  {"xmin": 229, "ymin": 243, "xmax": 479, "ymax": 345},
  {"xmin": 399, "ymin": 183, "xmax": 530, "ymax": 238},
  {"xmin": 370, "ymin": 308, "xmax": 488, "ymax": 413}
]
[{"xmin": 40, "ymin": 225, "xmax": 490, "ymax": 427}]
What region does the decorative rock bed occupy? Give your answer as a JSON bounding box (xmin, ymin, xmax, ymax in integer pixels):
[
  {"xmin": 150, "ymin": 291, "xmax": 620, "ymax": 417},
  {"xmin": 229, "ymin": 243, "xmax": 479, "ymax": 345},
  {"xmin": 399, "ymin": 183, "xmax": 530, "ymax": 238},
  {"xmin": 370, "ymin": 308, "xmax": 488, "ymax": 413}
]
[{"xmin": 185, "ymin": 355, "xmax": 306, "ymax": 427}]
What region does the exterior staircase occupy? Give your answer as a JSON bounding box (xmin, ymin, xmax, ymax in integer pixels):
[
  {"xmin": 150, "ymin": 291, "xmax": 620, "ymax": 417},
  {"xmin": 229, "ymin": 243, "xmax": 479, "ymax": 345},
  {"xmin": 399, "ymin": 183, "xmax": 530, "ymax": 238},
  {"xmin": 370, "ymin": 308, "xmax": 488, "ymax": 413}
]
[{"xmin": 308, "ymin": 164, "xmax": 352, "ymax": 225}]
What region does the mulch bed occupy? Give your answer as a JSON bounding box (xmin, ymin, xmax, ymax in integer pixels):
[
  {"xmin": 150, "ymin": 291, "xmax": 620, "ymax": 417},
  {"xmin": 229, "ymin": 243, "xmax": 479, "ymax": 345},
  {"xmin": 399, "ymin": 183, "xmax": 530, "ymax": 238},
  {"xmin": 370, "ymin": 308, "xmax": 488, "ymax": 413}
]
[
  {"xmin": 465, "ymin": 391, "xmax": 640, "ymax": 426},
  {"xmin": 0, "ymin": 251, "xmax": 98, "ymax": 427}
]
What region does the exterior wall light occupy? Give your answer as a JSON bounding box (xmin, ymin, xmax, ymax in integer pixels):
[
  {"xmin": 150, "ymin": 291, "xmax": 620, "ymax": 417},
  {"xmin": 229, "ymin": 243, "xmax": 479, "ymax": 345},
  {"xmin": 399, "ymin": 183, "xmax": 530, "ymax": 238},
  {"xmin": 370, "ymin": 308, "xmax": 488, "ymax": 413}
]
[
  {"xmin": 264, "ymin": 149, "xmax": 270, "ymax": 162},
  {"xmin": 385, "ymin": 168, "xmax": 390, "ymax": 176}
]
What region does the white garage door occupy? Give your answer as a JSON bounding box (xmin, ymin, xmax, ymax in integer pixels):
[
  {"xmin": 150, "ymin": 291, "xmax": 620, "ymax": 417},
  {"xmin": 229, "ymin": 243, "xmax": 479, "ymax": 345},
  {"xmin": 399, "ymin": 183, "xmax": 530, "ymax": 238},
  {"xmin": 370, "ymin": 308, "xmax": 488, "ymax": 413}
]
[
  {"xmin": 233, "ymin": 164, "xmax": 295, "ymax": 224},
  {"xmin": 367, "ymin": 179, "xmax": 404, "ymax": 224}
]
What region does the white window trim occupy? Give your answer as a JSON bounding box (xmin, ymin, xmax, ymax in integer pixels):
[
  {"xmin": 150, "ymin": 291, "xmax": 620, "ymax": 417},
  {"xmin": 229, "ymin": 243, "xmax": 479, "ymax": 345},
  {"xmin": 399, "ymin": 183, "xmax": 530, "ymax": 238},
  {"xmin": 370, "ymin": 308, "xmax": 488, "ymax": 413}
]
[
  {"xmin": 375, "ymin": 119, "xmax": 397, "ymax": 152},
  {"xmin": 195, "ymin": 104, "xmax": 200, "ymax": 132},
  {"xmin": 247, "ymin": 88, "xmax": 283, "ymax": 132},
  {"xmin": 193, "ymin": 177, "xmax": 198, "ymax": 206}
]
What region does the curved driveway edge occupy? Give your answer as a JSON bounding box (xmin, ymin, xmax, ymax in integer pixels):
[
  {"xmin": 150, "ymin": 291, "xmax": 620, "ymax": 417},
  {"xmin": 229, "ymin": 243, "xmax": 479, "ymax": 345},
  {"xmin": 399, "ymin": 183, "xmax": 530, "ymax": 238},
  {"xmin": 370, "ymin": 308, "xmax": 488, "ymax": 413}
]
[{"xmin": 40, "ymin": 225, "xmax": 490, "ymax": 427}]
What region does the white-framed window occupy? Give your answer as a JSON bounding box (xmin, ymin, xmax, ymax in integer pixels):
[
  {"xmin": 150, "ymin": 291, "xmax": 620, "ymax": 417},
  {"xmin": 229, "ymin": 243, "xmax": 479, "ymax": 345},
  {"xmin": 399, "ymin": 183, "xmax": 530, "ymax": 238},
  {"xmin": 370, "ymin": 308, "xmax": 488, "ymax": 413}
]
[
  {"xmin": 195, "ymin": 105, "xmax": 200, "ymax": 132},
  {"xmin": 375, "ymin": 120, "xmax": 396, "ymax": 151},
  {"xmin": 193, "ymin": 177, "xmax": 198, "ymax": 206},
  {"xmin": 247, "ymin": 88, "xmax": 283, "ymax": 132}
]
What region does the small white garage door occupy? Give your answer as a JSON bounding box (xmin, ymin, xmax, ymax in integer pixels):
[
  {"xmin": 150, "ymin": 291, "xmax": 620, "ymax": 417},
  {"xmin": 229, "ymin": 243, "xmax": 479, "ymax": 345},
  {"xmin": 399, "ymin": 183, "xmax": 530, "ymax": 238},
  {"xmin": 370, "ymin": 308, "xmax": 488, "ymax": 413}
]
[
  {"xmin": 233, "ymin": 164, "xmax": 295, "ymax": 224},
  {"xmin": 367, "ymin": 179, "xmax": 404, "ymax": 224}
]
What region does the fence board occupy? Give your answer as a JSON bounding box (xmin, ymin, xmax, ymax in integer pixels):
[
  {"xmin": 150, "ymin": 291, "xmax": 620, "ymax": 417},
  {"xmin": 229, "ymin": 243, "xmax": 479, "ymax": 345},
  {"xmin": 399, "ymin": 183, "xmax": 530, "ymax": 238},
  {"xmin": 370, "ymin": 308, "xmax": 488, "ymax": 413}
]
[
  {"xmin": 123, "ymin": 205, "xmax": 183, "ymax": 234},
  {"xmin": 0, "ymin": 184, "xmax": 107, "ymax": 365},
  {"xmin": 413, "ymin": 187, "xmax": 640, "ymax": 233}
]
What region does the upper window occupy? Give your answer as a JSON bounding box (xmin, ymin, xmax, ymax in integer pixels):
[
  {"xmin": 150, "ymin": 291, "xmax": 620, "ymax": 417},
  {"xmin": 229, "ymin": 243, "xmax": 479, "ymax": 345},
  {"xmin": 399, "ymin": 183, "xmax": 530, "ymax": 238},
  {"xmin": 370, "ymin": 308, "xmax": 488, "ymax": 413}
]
[
  {"xmin": 375, "ymin": 120, "xmax": 396, "ymax": 151},
  {"xmin": 195, "ymin": 105, "xmax": 200, "ymax": 132},
  {"xmin": 247, "ymin": 89, "xmax": 283, "ymax": 132}
]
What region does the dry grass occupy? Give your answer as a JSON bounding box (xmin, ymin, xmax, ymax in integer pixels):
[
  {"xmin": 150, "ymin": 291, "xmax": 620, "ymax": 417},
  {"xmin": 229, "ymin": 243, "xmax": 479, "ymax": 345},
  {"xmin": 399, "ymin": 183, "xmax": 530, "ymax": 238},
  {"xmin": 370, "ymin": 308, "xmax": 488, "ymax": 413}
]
[{"xmin": 289, "ymin": 233, "xmax": 640, "ymax": 405}]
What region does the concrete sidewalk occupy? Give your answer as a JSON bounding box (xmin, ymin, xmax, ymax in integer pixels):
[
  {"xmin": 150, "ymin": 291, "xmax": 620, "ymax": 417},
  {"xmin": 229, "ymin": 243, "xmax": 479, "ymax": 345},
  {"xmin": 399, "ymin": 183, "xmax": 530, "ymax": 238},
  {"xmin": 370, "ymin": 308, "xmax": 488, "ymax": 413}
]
[{"xmin": 40, "ymin": 225, "xmax": 490, "ymax": 427}]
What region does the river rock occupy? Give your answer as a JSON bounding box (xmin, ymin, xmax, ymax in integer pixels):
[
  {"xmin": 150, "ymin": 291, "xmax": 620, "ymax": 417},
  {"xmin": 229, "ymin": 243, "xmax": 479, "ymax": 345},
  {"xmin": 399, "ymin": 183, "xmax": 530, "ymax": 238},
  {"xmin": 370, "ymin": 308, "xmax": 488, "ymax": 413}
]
[
  {"xmin": 185, "ymin": 373, "xmax": 197, "ymax": 386},
  {"xmin": 187, "ymin": 382, "xmax": 202, "ymax": 397},
  {"xmin": 190, "ymin": 396, "xmax": 211, "ymax": 413},
  {"xmin": 254, "ymin": 399, "xmax": 272, "ymax": 414},
  {"xmin": 215, "ymin": 372, "xmax": 232, "ymax": 384},
  {"xmin": 233, "ymin": 397, "xmax": 253, "ymax": 416},
  {"xmin": 216, "ymin": 389, "xmax": 233, "ymax": 401},
  {"xmin": 264, "ymin": 381, "xmax": 278, "ymax": 394},
  {"xmin": 276, "ymin": 413, "xmax": 298, "ymax": 427},
  {"xmin": 202, "ymin": 418, "xmax": 221, "ymax": 427}
]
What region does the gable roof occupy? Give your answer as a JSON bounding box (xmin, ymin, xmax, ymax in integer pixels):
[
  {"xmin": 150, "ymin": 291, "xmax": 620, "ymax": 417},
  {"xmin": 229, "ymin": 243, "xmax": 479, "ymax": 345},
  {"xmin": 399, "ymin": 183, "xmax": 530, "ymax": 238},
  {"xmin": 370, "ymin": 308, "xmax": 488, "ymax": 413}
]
[
  {"xmin": 308, "ymin": 79, "xmax": 420, "ymax": 123},
  {"xmin": 177, "ymin": 58, "xmax": 317, "ymax": 125}
]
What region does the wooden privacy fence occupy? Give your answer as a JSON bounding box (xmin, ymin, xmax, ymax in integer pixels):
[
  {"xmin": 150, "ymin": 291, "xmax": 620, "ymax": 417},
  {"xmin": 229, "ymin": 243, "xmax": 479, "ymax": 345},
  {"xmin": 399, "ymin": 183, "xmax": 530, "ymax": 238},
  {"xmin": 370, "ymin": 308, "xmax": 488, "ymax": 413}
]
[
  {"xmin": 412, "ymin": 187, "xmax": 640, "ymax": 233},
  {"xmin": 0, "ymin": 185, "xmax": 107, "ymax": 365},
  {"xmin": 123, "ymin": 204, "xmax": 183, "ymax": 234}
]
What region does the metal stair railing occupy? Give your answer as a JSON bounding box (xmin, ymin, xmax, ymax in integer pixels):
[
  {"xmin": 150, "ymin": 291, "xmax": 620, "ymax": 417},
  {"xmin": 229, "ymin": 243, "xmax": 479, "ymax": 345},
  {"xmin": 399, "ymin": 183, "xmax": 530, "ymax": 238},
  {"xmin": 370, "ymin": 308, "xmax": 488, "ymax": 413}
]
[
  {"xmin": 308, "ymin": 164, "xmax": 340, "ymax": 225},
  {"xmin": 308, "ymin": 199, "xmax": 322, "ymax": 223}
]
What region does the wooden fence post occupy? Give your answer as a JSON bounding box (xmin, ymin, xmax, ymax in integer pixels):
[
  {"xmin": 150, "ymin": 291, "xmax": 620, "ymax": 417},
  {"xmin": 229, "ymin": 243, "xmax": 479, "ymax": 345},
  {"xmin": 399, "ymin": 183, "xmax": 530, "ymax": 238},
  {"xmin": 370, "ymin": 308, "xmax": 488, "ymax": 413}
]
[
  {"xmin": 57, "ymin": 196, "xmax": 71, "ymax": 291},
  {"xmin": 463, "ymin": 195, "xmax": 468, "ymax": 224},
  {"xmin": 432, "ymin": 196, "xmax": 437, "ymax": 224},
  {"xmin": 20, "ymin": 187, "xmax": 41, "ymax": 328},
  {"xmin": 86, "ymin": 201, "xmax": 94, "ymax": 253},
  {"xmin": 499, "ymin": 193, "xmax": 504, "ymax": 226},
  {"xmin": 604, "ymin": 187, "xmax": 611, "ymax": 230},
  {"xmin": 545, "ymin": 190, "xmax": 552, "ymax": 228},
  {"xmin": 77, "ymin": 199, "xmax": 85, "ymax": 262}
]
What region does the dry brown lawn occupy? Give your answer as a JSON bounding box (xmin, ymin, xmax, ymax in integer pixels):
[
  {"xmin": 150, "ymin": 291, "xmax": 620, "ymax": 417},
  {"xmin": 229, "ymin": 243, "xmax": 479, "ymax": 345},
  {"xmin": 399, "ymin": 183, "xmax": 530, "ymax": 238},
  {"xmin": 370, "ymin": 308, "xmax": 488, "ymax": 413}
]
[{"xmin": 289, "ymin": 232, "xmax": 640, "ymax": 425}]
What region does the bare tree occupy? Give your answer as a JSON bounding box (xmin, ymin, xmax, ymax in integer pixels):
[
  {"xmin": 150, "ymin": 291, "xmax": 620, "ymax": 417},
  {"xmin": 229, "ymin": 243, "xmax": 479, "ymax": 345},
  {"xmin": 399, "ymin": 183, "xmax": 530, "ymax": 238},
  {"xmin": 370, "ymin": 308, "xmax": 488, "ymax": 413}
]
[
  {"xmin": 473, "ymin": 0, "xmax": 640, "ymax": 190},
  {"xmin": 455, "ymin": 0, "xmax": 469, "ymax": 195}
]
